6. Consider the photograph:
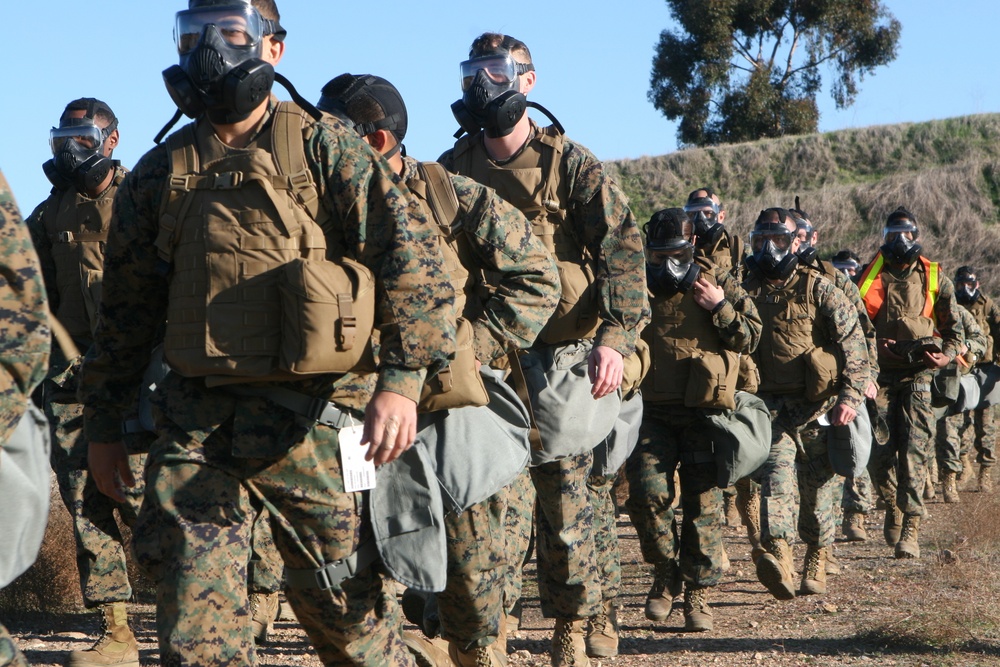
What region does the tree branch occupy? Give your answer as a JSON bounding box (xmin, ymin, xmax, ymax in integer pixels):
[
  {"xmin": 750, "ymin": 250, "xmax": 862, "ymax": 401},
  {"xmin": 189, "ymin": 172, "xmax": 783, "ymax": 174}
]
[
  {"xmin": 779, "ymin": 28, "xmax": 802, "ymax": 87},
  {"xmin": 784, "ymin": 42, "xmax": 852, "ymax": 81}
]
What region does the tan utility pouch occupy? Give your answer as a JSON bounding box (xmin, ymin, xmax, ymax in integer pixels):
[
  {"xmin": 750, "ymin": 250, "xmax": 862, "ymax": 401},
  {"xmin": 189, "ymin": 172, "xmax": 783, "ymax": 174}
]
[
  {"xmin": 621, "ymin": 338, "xmax": 651, "ymax": 398},
  {"xmin": 80, "ymin": 268, "xmax": 103, "ymax": 337},
  {"xmin": 685, "ymin": 351, "xmax": 738, "ymax": 410},
  {"xmin": 737, "ymin": 354, "xmax": 760, "ymax": 393},
  {"xmin": 278, "ymin": 257, "xmax": 377, "ymax": 374},
  {"xmin": 419, "ymin": 317, "xmax": 489, "ymax": 413},
  {"xmin": 804, "ymin": 346, "xmax": 842, "ymax": 402},
  {"xmin": 896, "ymin": 315, "xmax": 935, "ymax": 340}
]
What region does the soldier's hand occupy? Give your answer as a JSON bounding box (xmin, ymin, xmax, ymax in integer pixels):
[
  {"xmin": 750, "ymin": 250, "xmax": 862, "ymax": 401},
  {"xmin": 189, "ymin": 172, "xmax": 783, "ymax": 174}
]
[
  {"xmin": 363, "ymin": 390, "xmax": 417, "ymax": 465},
  {"xmin": 865, "ymin": 381, "xmax": 878, "ymax": 400},
  {"xmin": 589, "ymin": 345, "xmax": 624, "ymax": 399},
  {"xmin": 923, "ymin": 351, "xmax": 951, "ymax": 369},
  {"xmin": 88, "ymin": 441, "xmax": 134, "ymax": 503},
  {"xmin": 829, "ymin": 403, "xmax": 857, "ymax": 427},
  {"xmin": 878, "ymin": 338, "xmax": 903, "ymax": 361},
  {"xmin": 692, "ymin": 277, "xmax": 725, "ymax": 311}
]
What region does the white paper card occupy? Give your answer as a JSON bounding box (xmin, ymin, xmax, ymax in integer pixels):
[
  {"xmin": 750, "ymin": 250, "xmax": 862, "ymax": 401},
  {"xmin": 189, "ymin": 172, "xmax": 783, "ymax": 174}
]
[{"xmin": 340, "ymin": 423, "xmax": 376, "ymax": 492}]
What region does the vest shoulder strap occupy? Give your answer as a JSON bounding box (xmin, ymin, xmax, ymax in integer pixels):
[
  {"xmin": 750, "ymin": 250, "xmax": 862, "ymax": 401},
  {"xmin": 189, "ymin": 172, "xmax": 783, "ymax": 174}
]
[{"xmin": 417, "ymin": 161, "xmax": 461, "ymax": 235}]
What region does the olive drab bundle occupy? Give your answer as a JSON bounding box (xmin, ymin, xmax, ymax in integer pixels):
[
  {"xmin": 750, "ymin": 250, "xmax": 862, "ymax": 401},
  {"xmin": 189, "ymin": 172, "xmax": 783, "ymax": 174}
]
[
  {"xmin": 642, "ymin": 262, "xmax": 739, "ymax": 410},
  {"xmin": 746, "ymin": 269, "xmax": 842, "ymax": 399},
  {"xmin": 38, "ymin": 169, "xmax": 125, "ymax": 342},
  {"xmin": 410, "ymin": 161, "xmax": 489, "ymax": 413},
  {"xmin": 156, "ymin": 101, "xmax": 376, "ymax": 380},
  {"xmin": 451, "ymin": 125, "xmax": 600, "ymax": 345}
]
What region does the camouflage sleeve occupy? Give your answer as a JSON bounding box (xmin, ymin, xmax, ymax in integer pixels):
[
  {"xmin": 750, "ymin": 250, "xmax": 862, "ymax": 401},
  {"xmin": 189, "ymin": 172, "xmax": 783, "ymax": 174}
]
[
  {"xmin": 814, "ymin": 275, "xmax": 868, "ymax": 411},
  {"xmin": 714, "ymin": 267, "xmax": 761, "ymax": 354},
  {"xmin": 25, "ymin": 198, "xmax": 60, "ymax": 317},
  {"xmin": 451, "ymin": 173, "xmax": 560, "ymax": 361},
  {"xmin": 438, "ymin": 148, "xmax": 456, "ymax": 171},
  {"xmin": 0, "ymin": 170, "xmax": 51, "ymax": 445},
  {"xmin": 959, "ymin": 306, "xmax": 988, "ymax": 359},
  {"xmin": 562, "ymin": 141, "xmax": 649, "ymax": 356},
  {"xmin": 934, "ymin": 275, "xmax": 962, "ymax": 360},
  {"xmin": 835, "ymin": 270, "xmax": 879, "ymax": 383},
  {"xmin": 986, "ymin": 297, "xmax": 1000, "ymax": 350},
  {"xmin": 78, "ymin": 148, "xmax": 171, "ymax": 443},
  {"xmin": 310, "ymin": 118, "xmax": 455, "ymax": 401}
]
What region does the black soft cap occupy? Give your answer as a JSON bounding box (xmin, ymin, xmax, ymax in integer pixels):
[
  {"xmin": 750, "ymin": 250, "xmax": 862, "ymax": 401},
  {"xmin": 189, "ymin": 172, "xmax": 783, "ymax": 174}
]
[
  {"xmin": 644, "ymin": 208, "xmax": 693, "ymax": 251},
  {"xmin": 318, "ymin": 74, "xmax": 408, "ymax": 143}
]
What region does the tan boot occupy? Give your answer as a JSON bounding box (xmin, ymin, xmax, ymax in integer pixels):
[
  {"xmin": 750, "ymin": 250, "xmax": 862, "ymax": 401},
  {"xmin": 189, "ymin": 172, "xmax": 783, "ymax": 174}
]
[
  {"xmin": 942, "ymin": 471, "xmax": 960, "ymax": 504},
  {"xmin": 895, "ymin": 514, "xmax": 921, "ymax": 559},
  {"xmin": 883, "ymin": 503, "xmax": 903, "ymax": 547},
  {"xmin": 584, "ymin": 601, "xmax": 618, "ymax": 658},
  {"xmin": 402, "ymin": 632, "xmax": 452, "ymax": 667},
  {"xmin": 825, "ymin": 547, "xmax": 841, "ymax": 576},
  {"xmin": 979, "ymin": 467, "xmax": 993, "ymax": 493},
  {"xmin": 450, "ymin": 642, "xmax": 507, "ymax": 667},
  {"xmin": 799, "ymin": 545, "xmax": 828, "ymax": 595},
  {"xmin": 551, "ymin": 619, "xmax": 590, "ymax": 667},
  {"xmin": 250, "ymin": 591, "xmax": 280, "ymax": 644},
  {"xmin": 755, "ymin": 538, "xmax": 796, "ymax": 601},
  {"xmin": 922, "ymin": 469, "xmax": 936, "ymax": 500},
  {"xmin": 683, "ymin": 585, "xmax": 713, "ymax": 632},
  {"xmin": 720, "ymin": 544, "xmax": 731, "ymax": 573},
  {"xmin": 842, "ymin": 511, "xmax": 868, "ymax": 542},
  {"xmin": 958, "ymin": 454, "xmax": 973, "ymax": 485},
  {"xmin": 724, "ymin": 493, "xmax": 740, "ymax": 527},
  {"xmin": 737, "ymin": 483, "xmax": 762, "ymax": 553},
  {"xmin": 644, "ymin": 560, "xmax": 681, "ymax": 622},
  {"xmin": 67, "ymin": 602, "xmax": 139, "ymax": 667}
]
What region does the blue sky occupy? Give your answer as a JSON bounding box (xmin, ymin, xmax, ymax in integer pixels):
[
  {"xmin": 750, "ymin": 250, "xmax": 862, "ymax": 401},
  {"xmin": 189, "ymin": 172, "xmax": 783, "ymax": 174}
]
[{"xmin": 3, "ymin": 1, "xmax": 998, "ymax": 211}]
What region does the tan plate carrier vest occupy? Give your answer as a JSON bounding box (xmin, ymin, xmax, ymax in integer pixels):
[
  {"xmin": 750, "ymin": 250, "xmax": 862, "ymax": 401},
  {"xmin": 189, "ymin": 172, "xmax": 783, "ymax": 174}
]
[
  {"xmin": 41, "ymin": 170, "xmax": 125, "ymax": 345},
  {"xmin": 156, "ymin": 102, "xmax": 376, "ymax": 381},
  {"xmin": 451, "ymin": 126, "xmax": 600, "ymax": 345},
  {"xmin": 407, "ymin": 161, "xmax": 488, "ymax": 411},
  {"xmin": 966, "ymin": 295, "xmax": 996, "ymax": 363},
  {"xmin": 641, "ymin": 265, "xmax": 739, "ymax": 410},
  {"xmin": 747, "ymin": 269, "xmax": 841, "ymax": 399}
]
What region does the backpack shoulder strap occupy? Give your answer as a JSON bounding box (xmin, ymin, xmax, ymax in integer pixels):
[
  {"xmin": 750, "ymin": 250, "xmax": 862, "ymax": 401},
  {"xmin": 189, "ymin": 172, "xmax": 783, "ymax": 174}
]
[{"xmin": 417, "ymin": 161, "xmax": 461, "ymax": 235}]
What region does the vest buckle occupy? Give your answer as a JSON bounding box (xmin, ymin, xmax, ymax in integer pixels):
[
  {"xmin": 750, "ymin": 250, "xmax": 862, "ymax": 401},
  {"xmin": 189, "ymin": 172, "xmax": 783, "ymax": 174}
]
[
  {"xmin": 57, "ymin": 231, "xmax": 75, "ymax": 243},
  {"xmin": 213, "ymin": 171, "xmax": 243, "ymax": 189}
]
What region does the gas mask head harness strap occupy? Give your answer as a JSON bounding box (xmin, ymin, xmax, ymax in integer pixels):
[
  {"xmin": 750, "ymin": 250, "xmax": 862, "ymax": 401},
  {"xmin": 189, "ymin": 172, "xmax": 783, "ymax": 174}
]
[{"xmin": 317, "ymin": 74, "xmax": 408, "ymax": 159}]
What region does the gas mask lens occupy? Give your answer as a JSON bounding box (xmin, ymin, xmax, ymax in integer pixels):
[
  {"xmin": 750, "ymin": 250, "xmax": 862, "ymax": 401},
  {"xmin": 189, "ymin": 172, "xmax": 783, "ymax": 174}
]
[
  {"xmin": 750, "ymin": 229, "xmax": 792, "ymax": 255},
  {"xmin": 460, "ymin": 55, "xmax": 531, "ymax": 91},
  {"xmin": 648, "ymin": 245, "xmax": 694, "ymax": 267},
  {"xmin": 175, "ymin": 5, "xmax": 262, "ymax": 54},
  {"xmin": 683, "ymin": 204, "xmax": 719, "ymax": 225},
  {"xmin": 49, "ymin": 123, "xmax": 105, "ymax": 155}
]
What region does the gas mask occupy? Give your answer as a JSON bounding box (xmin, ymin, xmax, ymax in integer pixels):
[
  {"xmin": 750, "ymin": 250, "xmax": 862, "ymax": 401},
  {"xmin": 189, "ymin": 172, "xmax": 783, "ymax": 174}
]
[
  {"xmin": 956, "ymin": 280, "xmax": 979, "ymax": 305},
  {"xmin": 683, "ymin": 197, "xmax": 723, "ymax": 246},
  {"xmin": 162, "ymin": 3, "xmax": 283, "ymax": 124},
  {"xmin": 452, "ymin": 53, "xmax": 533, "ymax": 138},
  {"xmin": 646, "ymin": 245, "xmax": 699, "ymax": 296},
  {"xmin": 43, "ymin": 115, "xmax": 118, "ymax": 193},
  {"xmin": 793, "ymin": 217, "xmax": 817, "ymax": 265},
  {"xmin": 747, "ymin": 224, "xmax": 799, "ymax": 281},
  {"xmin": 881, "ymin": 230, "xmax": 922, "ymax": 266}
]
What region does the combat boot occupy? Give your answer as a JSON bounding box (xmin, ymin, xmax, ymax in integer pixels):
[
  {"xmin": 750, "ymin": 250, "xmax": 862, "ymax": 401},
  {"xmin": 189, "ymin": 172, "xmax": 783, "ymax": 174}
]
[
  {"xmin": 756, "ymin": 538, "xmax": 796, "ymax": 601},
  {"xmin": 736, "ymin": 483, "xmax": 762, "ymax": 554},
  {"xmin": 894, "ymin": 514, "xmax": 921, "ymax": 559},
  {"xmin": 979, "ymin": 466, "xmax": 993, "ymax": 493},
  {"xmin": 882, "ymin": 503, "xmax": 903, "ymax": 547},
  {"xmin": 825, "ymin": 547, "xmax": 841, "ymax": 576},
  {"xmin": 799, "ymin": 545, "xmax": 828, "ymax": 595},
  {"xmin": 250, "ymin": 591, "xmax": 280, "ymax": 644},
  {"xmin": 922, "ymin": 469, "xmax": 936, "ymax": 500},
  {"xmin": 720, "ymin": 544, "xmax": 731, "ymax": 573},
  {"xmin": 942, "ymin": 471, "xmax": 960, "ymax": 504},
  {"xmin": 67, "ymin": 602, "xmax": 139, "ymax": 667},
  {"xmin": 842, "ymin": 511, "xmax": 868, "ymax": 542},
  {"xmin": 683, "ymin": 585, "xmax": 713, "ymax": 632},
  {"xmin": 402, "ymin": 631, "xmax": 451, "ymax": 667},
  {"xmin": 957, "ymin": 454, "xmax": 973, "ymax": 485},
  {"xmin": 644, "ymin": 560, "xmax": 681, "ymax": 622},
  {"xmin": 584, "ymin": 600, "xmax": 618, "ymax": 658},
  {"xmin": 450, "ymin": 642, "xmax": 508, "ymax": 667},
  {"xmin": 551, "ymin": 619, "xmax": 590, "ymax": 667}
]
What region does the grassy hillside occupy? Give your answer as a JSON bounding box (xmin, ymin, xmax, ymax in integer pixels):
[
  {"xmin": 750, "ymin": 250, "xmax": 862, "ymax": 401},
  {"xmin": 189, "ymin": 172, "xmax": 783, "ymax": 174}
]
[{"xmin": 607, "ymin": 113, "xmax": 1000, "ymax": 289}]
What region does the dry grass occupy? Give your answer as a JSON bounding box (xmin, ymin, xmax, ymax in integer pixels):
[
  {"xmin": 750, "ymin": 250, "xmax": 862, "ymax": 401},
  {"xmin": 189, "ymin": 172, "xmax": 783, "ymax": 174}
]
[{"xmin": 609, "ymin": 113, "xmax": 1000, "ymax": 290}]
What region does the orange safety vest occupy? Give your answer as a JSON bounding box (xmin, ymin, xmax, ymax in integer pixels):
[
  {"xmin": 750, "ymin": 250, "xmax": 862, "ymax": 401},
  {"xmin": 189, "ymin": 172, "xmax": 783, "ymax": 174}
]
[{"xmin": 858, "ymin": 252, "xmax": 939, "ymax": 323}]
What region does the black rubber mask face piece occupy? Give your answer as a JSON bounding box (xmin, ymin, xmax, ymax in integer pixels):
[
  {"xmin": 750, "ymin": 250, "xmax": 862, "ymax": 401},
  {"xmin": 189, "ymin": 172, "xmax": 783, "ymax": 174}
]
[
  {"xmin": 957, "ymin": 284, "xmax": 979, "ymax": 304},
  {"xmin": 44, "ymin": 120, "xmax": 116, "ymax": 193},
  {"xmin": 647, "ymin": 260, "xmax": 701, "ymax": 296},
  {"xmin": 750, "ymin": 241, "xmax": 799, "ymax": 280},
  {"xmin": 452, "ymin": 62, "xmax": 526, "ymax": 138},
  {"xmin": 881, "ymin": 235, "xmax": 922, "ymax": 265},
  {"xmin": 163, "ymin": 23, "xmax": 274, "ymax": 123}
]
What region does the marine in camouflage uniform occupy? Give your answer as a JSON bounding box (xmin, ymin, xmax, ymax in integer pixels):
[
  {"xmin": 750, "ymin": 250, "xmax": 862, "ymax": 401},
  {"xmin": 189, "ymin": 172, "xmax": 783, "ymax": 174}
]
[
  {"xmin": 0, "ymin": 169, "xmax": 52, "ymax": 667},
  {"xmin": 952, "ymin": 266, "xmax": 1000, "ymax": 491},
  {"xmin": 859, "ymin": 207, "xmax": 961, "ymax": 560},
  {"xmin": 78, "ymin": 4, "xmax": 456, "ymax": 665},
  {"xmin": 625, "ymin": 208, "xmax": 761, "ymax": 632},
  {"xmin": 742, "ymin": 208, "xmax": 869, "ymax": 600},
  {"xmin": 441, "ymin": 33, "xmax": 648, "ymax": 666},
  {"xmin": 790, "ymin": 210, "xmax": 880, "ymax": 544},
  {"xmin": 934, "ymin": 302, "xmax": 989, "ymax": 502},
  {"xmin": 316, "ymin": 73, "xmax": 560, "ymax": 666}
]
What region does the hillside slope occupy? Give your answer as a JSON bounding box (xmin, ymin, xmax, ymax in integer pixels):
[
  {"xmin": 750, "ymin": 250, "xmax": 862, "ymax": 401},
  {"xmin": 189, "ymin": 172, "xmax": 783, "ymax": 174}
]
[{"xmin": 608, "ymin": 114, "xmax": 1000, "ymax": 286}]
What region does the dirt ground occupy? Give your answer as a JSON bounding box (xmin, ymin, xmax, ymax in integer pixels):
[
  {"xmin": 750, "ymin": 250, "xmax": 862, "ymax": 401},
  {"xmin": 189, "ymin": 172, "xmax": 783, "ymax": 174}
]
[{"xmin": 6, "ymin": 488, "xmax": 1000, "ymax": 667}]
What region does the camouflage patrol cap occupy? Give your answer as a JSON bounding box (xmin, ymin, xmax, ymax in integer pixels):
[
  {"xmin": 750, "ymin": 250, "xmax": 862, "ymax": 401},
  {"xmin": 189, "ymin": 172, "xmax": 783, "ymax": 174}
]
[
  {"xmin": 318, "ymin": 74, "xmax": 408, "ymax": 144},
  {"xmin": 644, "ymin": 207, "xmax": 693, "ymax": 251}
]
